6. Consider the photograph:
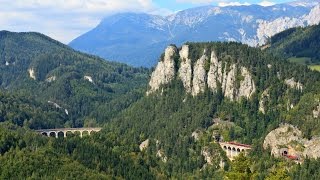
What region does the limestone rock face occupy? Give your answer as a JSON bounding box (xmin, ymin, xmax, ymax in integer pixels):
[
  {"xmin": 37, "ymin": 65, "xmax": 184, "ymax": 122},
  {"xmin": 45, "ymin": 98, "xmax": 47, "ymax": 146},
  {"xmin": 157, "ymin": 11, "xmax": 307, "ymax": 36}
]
[
  {"xmin": 223, "ymin": 64, "xmax": 237, "ymax": 100},
  {"xmin": 285, "ymin": 78, "xmax": 303, "ymax": 91},
  {"xmin": 207, "ymin": 51, "xmax": 219, "ymax": 92},
  {"xmin": 313, "ymin": 103, "xmax": 320, "ymax": 118},
  {"xmin": 28, "ymin": 68, "xmax": 36, "ymax": 80},
  {"xmin": 201, "ymin": 146, "xmax": 224, "ymax": 168},
  {"xmin": 237, "ymin": 67, "xmax": 256, "ymax": 100},
  {"xmin": 264, "ymin": 124, "xmax": 320, "ymax": 159},
  {"xmin": 263, "ymin": 124, "xmax": 301, "ymax": 157},
  {"xmin": 259, "ymin": 89, "xmax": 269, "ymax": 114},
  {"xmin": 84, "ymin": 75, "xmax": 94, "ymax": 83},
  {"xmin": 147, "ymin": 45, "xmax": 256, "ymax": 101},
  {"xmin": 303, "ymin": 137, "xmax": 320, "ymax": 159},
  {"xmin": 147, "ymin": 45, "xmax": 177, "ymax": 94},
  {"xmin": 192, "ymin": 52, "xmax": 208, "ymax": 96},
  {"xmin": 156, "ymin": 150, "xmax": 168, "ymax": 163},
  {"xmin": 46, "ymin": 76, "xmax": 56, "ymax": 83},
  {"xmin": 139, "ymin": 139, "xmax": 150, "ymax": 151},
  {"xmin": 178, "ymin": 45, "xmax": 192, "ymax": 93}
]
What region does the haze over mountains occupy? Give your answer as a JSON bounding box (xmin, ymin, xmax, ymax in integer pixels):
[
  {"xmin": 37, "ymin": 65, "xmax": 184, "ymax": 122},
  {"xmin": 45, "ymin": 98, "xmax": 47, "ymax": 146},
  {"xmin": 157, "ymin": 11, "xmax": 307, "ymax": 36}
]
[{"xmin": 70, "ymin": 0, "xmax": 320, "ymax": 67}]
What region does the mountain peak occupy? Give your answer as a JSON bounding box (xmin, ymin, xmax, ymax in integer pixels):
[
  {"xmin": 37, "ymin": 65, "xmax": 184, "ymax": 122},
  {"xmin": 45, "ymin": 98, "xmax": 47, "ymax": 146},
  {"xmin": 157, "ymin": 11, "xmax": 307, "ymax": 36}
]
[{"xmin": 286, "ymin": 0, "xmax": 320, "ymax": 7}]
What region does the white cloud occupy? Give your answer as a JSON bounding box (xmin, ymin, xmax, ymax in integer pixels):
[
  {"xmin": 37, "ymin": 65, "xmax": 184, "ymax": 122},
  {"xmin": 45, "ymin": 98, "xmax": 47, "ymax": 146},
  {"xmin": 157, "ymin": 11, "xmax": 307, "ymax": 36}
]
[
  {"xmin": 259, "ymin": 1, "xmax": 276, "ymax": 7},
  {"xmin": 0, "ymin": 0, "xmax": 162, "ymax": 43},
  {"xmin": 176, "ymin": 0, "xmax": 216, "ymax": 3},
  {"xmin": 218, "ymin": 2, "xmax": 251, "ymax": 7}
]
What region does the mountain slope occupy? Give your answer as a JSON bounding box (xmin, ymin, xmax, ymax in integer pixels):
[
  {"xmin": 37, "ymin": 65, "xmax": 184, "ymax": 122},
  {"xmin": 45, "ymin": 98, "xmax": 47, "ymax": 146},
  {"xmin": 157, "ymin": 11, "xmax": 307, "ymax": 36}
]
[
  {"xmin": 69, "ymin": 2, "xmax": 320, "ymax": 67},
  {"xmin": 265, "ymin": 24, "xmax": 320, "ymax": 64},
  {"xmin": 0, "ymin": 31, "xmax": 149, "ymax": 128},
  {"xmin": 106, "ymin": 42, "xmax": 320, "ymax": 177}
]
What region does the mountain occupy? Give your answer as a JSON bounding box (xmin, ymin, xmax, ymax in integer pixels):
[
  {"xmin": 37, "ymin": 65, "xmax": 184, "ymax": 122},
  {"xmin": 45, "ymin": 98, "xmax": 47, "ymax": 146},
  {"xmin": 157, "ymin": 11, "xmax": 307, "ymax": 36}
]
[
  {"xmin": 69, "ymin": 1, "xmax": 320, "ymax": 67},
  {"xmin": 105, "ymin": 42, "xmax": 320, "ymax": 177},
  {"xmin": 0, "ymin": 31, "xmax": 149, "ymax": 128},
  {"xmin": 2, "ymin": 31, "xmax": 320, "ymax": 178},
  {"xmin": 265, "ymin": 24, "xmax": 320, "ymax": 65}
]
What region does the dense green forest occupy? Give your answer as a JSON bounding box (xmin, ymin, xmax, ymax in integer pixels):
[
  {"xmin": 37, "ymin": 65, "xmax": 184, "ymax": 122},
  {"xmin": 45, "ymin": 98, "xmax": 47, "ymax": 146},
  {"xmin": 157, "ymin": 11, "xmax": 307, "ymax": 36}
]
[
  {"xmin": 105, "ymin": 42, "xmax": 320, "ymax": 178},
  {"xmin": 265, "ymin": 24, "xmax": 320, "ymax": 65},
  {"xmin": 0, "ymin": 31, "xmax": 149, "ymax": 128},
  {"xmin": 1, "ymin": 31, "xmax": 320, "ymax": 179}
]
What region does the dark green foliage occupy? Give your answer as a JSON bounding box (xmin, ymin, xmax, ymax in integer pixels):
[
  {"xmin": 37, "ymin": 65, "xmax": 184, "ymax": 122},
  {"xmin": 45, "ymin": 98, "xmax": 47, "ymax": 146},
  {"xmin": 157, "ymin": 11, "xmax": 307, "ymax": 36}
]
[
  {"xmin": 2, "ymin": 32, "xmax": 320, "ymax": 179},
  {"xmin": 0, "ymin": 122, "xmax": 156, "ymax": 179},
  {"xmin": 105, "ymin": 42, "xmax": 320, "ymax": 177},
  {"xmin": 0, "ymin": 92, "xmax": 67, "ymax": 128},
  {"xmin": 0, "ymin": 31, "xmax": 149, "ymax": 128},
  {"xmin": 267, "ymin": 24, "xmax": 320, "ymax": 64}
]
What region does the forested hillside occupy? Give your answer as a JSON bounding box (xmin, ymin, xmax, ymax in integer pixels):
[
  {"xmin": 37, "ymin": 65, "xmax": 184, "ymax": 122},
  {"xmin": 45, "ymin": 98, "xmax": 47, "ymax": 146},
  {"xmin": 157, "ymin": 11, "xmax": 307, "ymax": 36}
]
[
  {"xmin": 1, "ymin": 32, "xmax": 320, "ymax": 179},
  {"xmin": 0, "ymin": 123, "xmax": 158, "ymax": 179},
  {"xmin": 265, "ymin": 24, "xmax": 320, "ymax": 66},
  {"xmin": 105, "ymin": 42, "xmax": 320, "ymax": 178},
  {"xmin": 0, "ymin": 31, "xmax": 149, "ymax": 128}
]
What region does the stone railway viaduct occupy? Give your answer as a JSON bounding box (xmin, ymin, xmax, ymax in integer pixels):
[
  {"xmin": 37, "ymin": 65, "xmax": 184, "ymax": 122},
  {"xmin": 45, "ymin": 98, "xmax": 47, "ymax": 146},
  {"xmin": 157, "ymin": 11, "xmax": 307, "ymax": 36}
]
[
  {"xmin": 219, "ymin": 142, "xmax": 251, "ymax": 160},
  {"xmin": 36, "ymin": 128, "xmax": 102, "ymax": 138}
]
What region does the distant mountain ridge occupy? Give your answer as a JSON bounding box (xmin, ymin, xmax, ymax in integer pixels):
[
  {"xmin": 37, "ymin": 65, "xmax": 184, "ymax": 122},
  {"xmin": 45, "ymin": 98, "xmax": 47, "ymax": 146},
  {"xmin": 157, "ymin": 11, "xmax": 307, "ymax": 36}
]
[
  {"xmin": 69, "ymin": 0, "xmax": 320, "ymax": 67},
  {"xmin": 265, "ymin": 24, "xmax": 320, "ymax": 64}
]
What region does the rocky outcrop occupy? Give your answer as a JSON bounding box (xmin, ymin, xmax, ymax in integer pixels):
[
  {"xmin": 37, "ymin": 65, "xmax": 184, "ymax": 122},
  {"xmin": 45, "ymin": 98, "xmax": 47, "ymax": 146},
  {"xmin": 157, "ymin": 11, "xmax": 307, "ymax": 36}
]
[
  {"xmin": 147, "ymin": 45, "xmax": 177, "ymax": 95},
  {"xmin": 48, "ymin": 101, "xmax": 62, "ymax": 109},
  {"xmin": 223, "ymin": 64, "xmax": 237, "ymax": 100},
  {"xmin": 201, "ymin": 146, "xmax": 224, "ymax": 168},
  {"xmin": 259, "ymin": 89, "xmax": 269, "ymax": 114},
  {"xmin": 139, "ymin": 139, "xmax": 150, "ymax": 151},
  {"xmin": 207, "ymin": 50, "xmax": 220, "ymax": 92},
  {"xmin": 256, "ymin": 5, "xmax": 320, "ymax": 45},
  {"xmin": 313, "ymin": 103, "xmax": 320, "ymax": 118},
  {"xmin": 264, "ymin": 124, "xmax": 320, "ymax": 159},
  {"xmin": 28, "ymin": 68, "xmax": 36, "ymax": 80},
  {"xmin": 46, "ymin": 76, "xmax": 56, "ymax": 83},
  {"xmin": 191, "ymin": 129, "xmax": 203, "ymax": 141},
  {"xmin": 178, "ymin": 45, "xmax": 192, "ymax": 93},
  {"xmin": 156, "ymin": 150, "xmax": 168, "ymax": 163},
  {"xmin": 84, "ymin": 75, "xmax": 94, "ymax": 83},
  {"xmin": 285, "ymin": 78, "xmax": 303, "ymax": 91},
  {"xmin": 147, "ymin": 45, "xmax": 256, "ymax": 101},
  {"xmin": 237, "ymin": 67, "xmax": 256, "ymax": 100},
  {"xmin": 192, "ymin": 51, "xmax": 208, "ymax": 96}
]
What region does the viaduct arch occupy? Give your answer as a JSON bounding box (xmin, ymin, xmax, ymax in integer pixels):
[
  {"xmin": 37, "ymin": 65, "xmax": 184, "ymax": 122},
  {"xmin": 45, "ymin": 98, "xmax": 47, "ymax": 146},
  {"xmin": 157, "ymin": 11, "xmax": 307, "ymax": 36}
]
[
  {"xmin": 219, "ymin": 142, "xmax": 251, "ymax": 160},
  {"xmin": 35, "ymin": 128, "xmax": 102, "ymax": 138}
]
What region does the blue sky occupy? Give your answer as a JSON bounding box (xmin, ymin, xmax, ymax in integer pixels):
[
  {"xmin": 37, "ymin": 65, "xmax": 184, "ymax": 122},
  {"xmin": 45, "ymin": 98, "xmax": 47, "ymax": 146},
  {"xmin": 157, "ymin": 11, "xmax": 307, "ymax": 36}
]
[{"xmin": 0, "ymin": 0, "xmax": 298, "ymax": 43}]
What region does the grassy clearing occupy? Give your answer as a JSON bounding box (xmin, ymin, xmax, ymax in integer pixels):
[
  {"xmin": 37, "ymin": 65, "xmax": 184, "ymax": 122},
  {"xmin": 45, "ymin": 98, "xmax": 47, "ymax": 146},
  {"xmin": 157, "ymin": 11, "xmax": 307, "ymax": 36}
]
[
  {"xmin": 288, "ymin": 57, "xmax": 311, "ymax": 64},
  {"xmin": 309, "ymin": 65, "xmax": 320, "ymax": 72}
]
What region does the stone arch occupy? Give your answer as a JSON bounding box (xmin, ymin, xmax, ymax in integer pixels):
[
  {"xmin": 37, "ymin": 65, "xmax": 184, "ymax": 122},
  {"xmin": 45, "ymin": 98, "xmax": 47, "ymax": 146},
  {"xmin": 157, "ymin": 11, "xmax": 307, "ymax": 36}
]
[
  {"xmin": 242, "ymin": 149, "xmax": 245, "ymax": 152},
  {"xmin": 237, "ymin": 148, "xmax": 241, "ymax": 152},
  {"xmin": 42, "ymin": 132, "xmax": 48, "ymax": 136},
  {"xmin": 57, "ymin": 131, "xmax": 64, "ymax": 138},
  {"xmin": 49, "ymin": 132, "xmax": 56, "ymax": 137},
  {"xmin": 232, "ymin": 147, "xmax": 236, "ymax": 151},
  {"xmin": 228, "ymin": 147, "xmax": 231, "ymax": 151},
  {"xmin": 90, "ymin": 130, "xmax": 98, "ymax": 135},
  {"xmin": 66, "ymin": 131, "xmax": 73, "ymax": 137},
  {"xmin": 82, "ymin": 130, "xmax": 89, "ymax": 137},
  {"xmin": 223, "ymin": 146, "xmax": 227, "ymax": 149},
  {"xmin": 74, "ymin": 131, "xmax": 81, "ymax": 137}
]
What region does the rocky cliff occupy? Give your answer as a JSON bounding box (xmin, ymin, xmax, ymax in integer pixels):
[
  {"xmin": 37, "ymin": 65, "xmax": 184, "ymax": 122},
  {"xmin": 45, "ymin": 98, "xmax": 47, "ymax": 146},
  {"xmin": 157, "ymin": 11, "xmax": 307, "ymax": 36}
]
[
  {"xmin": 263, "ymin": 124, "xmax": 320, "ymax": 159},
  {"xmin": 147, "ymin": 44, "xmax": 256, "ymax": 101},
  {"xmin": 147, "ymin": 46, "xmax": 177, "ymax": 95}
]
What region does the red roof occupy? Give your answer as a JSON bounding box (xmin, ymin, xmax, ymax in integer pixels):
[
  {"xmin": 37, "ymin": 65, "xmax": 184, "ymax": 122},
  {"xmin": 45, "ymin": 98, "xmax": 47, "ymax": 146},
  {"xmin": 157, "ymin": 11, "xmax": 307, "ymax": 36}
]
[
  {"xmin": 285, "ymin": 154, "xmax": 299, "ymax": 160},
  {"xmin": 228, "ymin": 142, "xmax": 251, "ymax": 148}
]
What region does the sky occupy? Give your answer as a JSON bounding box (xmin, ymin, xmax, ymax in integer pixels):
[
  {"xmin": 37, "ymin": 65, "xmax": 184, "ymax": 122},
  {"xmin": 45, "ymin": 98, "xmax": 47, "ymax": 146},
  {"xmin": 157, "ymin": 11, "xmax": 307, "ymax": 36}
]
[{"xmin": 0, "ymin": 0, "xmax": 294, "ymax": 44}]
